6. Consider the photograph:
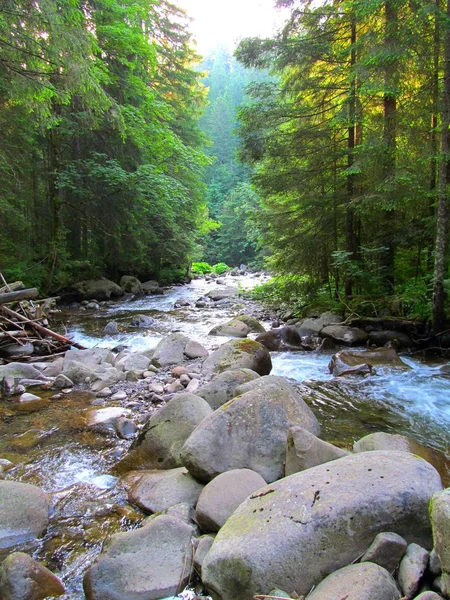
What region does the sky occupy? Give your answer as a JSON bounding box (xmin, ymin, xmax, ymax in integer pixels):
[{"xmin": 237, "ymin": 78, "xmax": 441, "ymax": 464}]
[{"xmin": 177, "ymin": 0, "xmax": 288, "ymax": 54}]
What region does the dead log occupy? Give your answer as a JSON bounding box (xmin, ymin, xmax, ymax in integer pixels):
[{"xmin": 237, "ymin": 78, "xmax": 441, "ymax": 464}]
[
  {"xmin": 0, "ymin": 288, "xmax": 39, "ymax": 305},
  {"xmin": 1, "ymin": 305, "xmax": 86, "ymax": 350}
]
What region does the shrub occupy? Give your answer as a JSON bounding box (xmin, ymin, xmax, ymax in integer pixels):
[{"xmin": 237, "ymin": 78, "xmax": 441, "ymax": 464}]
[{"xmin": 212, "ymin": 262, "xmax": 230, "ymax": 275}]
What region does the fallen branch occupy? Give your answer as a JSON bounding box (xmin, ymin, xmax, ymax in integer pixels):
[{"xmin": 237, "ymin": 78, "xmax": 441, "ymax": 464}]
[
  {"xmin": 0, "ymin": 288, "xmax": 39, "ymax": 304},
  {"xmin": 1, "ymin": 305, "xmax": 85, "ymax": 350}
]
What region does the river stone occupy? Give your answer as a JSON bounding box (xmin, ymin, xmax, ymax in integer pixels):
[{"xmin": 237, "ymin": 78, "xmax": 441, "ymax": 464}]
[
  {"xmin": 0, "ymin": 342, "xmax": 34, "ymax": 358},
  {"xmin": 115, "ymin": 417, "xmax": 137, "ymax": 440},
  {"xmin": 430, "ymin": 489, "xmax": 450, "ymax": 596},
  {"xmin": 152, "ymin": 333, "xmax": 191, "ymax": 367},
  {"xmin": 368, "ymin": 330, "xmax": 412, "ymax": 348},
  {"xmin": 194, "ymin": 535, "xmax": 216, "ymax": 573},
  {"xmin": 209, "ymin": 319, "xmax": 251, "ymax": 338},
  {"xmin": 115, "ymin": 353, "xmax": 150, "ymax": 373},
  {"xmin": 196, "ymin": 369, "xmax": 260, "ymax": 410},
  {"xmin": 181, "ymin": 377, "xmax": 320, "ymax": 483},
  {"xmin": 429, "ymin": 549, "xmax": 442, "ymax": 576},
  {"xmin": 398, "ymin": 543, "xmax": 430, "ymax": 598},
  {"xmin": 202, "ymin": 451, "xmax": 442, "ymax": 600},
  {"xmin": 306, "ymin": 562, "xmax": 400, "ymax": 600},
  {"xmin": 64, "ymin": 348, "xmax": 115, "ymax": 368},
  {"xmin": 414, "ymin": 593, "xmax": 444, "ymax": 600},
  {"xmin": 130, "ymin": 314, "xmax": 156, "ymax": 328},
  {"xmin": 62, "ymin": 360, "xmax": 96, "ymax": 384},
  {"xmin": 129, "ymin": 468, "xmax": 204, "ymax": 513},
  {"xmin": 119, "ymin": 275, "xmax": 142, "ymax": 295},
  {"xmin": 232, "ymin": 315, "xmax": 265, "ymax": 333},
  {"xmin": 201, "ymin": 339, "xmax": 272, "ymax": 376},
  {"xmin": 142, "ymin": 280, "xmax": 160, "ymax": 294},
  {"xmin": 206, "ymin": 287, "xmax": 237, "ymax": 301},
  {"xmin": 52, "ymin": 374, "xmax": 74, "ymax": 389},
  {"xmin": 73, "ymin": 278, "xmax": 123, "ymax": 301},
  {"xmin": 90, "ymin": 367, "xmax": 123, "ymax": 392},
  {"xmin": 184, "ymin": 341, "xmax": 209, "ymax": 359},
  {"xmin": 361, "ymin": 532, "xmax": 407, "ymax": 571},
  {"xmin": 321, "ymin": 325, "xmax": 368, "ymax": 346},
  {"xmin": 196, "ymin": 469, "xmax": 267, "ymax": 533},
  {"xmin": 296, "ymin": 312, "xmax": 342, "ymax": 335},
  {"xmin": 329, "ymin": 347, "xmax": 410, "ymax": 376},
  {"xmin": 0, "ymin": 552, "xmax": 65, "ymax": 600},
  {"xmin": 83, "ymin": 515, "xmax": 193, "ymax": 600},
  {"xmin": 0, "ymin": 481, "xmax": 50, "ymax": 550},
  {"xmin": 86, "ymin": 407, "xmax": 131, "ymax": 434},
  {"xmin": 42, "ymin": 358, "xmax": 64, "ymax": 378},
  {"xmin": 256, "ymin": 326, "xmax": 303, "ymax": 351},
  {"xmin": 125, "ymin": 393, "xmax": 213, "ymax": 470},
  {"xmin": 354, "ymin": 432, "xmax": 449, "ymax": 485},
  {"xmin": 285, "ymin": 426, "xmax": 350, "ymax": 476},
  {"xmin": 0, "ymin": 363, "xmax": 43, "ymax": 383},
  {"xmin": 104, "ymin": 321, "xmax": 119, "ymax": 335}
]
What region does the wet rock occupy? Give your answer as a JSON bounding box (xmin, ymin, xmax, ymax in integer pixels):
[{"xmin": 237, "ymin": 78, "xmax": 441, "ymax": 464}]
[
  {"xmin": 86, "ymin": 301, "xmax": 100, "ymax": 310},
  {"xmin": 361, "ymin": 532, "xmax": 407, "ymax": 571},
  {"xmin": 196, "ymin": 368, "xmax": 260, "ymax": 410},
  {"xmin": 285, "ymin": 426, "xmax": 350, "ymax": 476},
  {"xmin": 194, "ymin": 534, "xmax": 216, "ymax": 573},
  {"xmin": 184, "ymin": 340, "xmax": 209, "ymax": 359},
  {"xmin": 0, "ymin": 363, "xmax": 43, "ymax": 383},
  {"xmin": 209, "ymin": 319, "xmax": 251, "ymax": 338},
  {"xmin": 201, "ymin": 339, "xmax": 272, "ymax": 376},
  {"xmin": 152, "ymin": 333, "xmax": 191, "ymax": 367},
  {"xmin": 73, "ymin": 278, "xmax": 123, "ymax": 301},
  {"xmin": 202, "ymin": 452, "xmax": 442, "ymax": 600},
  {"xmin": 0, "ymin": 342, "xmax": 34, "ymax": 359},
  {"xmin": 52, "ymin": 374, "xmax": 74, "ymax": 389},
  {"xmin": 429, "ymin": 549, "xmax": 442, "ymax": 577},
  {"xmin": 0, "ymin": 552, "xmax": 65, "ymax": 600},
  {"xmin": 232, "ymin": 314, "xmax": 265, "ymax": 333},
  {"xmin": 124, "ymin": 393, "xmax": 213, "ymax": 470},
  {"xmin": 0, "ymin": 481, "xmax": 50, "ymax": 550},
  {"xmin": 65, "ymin": 348, "xmax": 114, "ymax": 368},
  {"xmin": 18, "ymin": 392, "xmax": 42, "ymax": 403},
  {"xmin": 306, "ymin": 563, "xmax": 400, "ymax": 600},
  {"xmin": 329, "ymin": 347, "xmax": 410, "ymax": 377},
  {"xmin": 119, "ymin": 275, "xmax": 142, "ymax": 295},
  {"xmin": 256, "ymin": 326, "xmax": 303, "ymax": 351},
  {"xmin": 354, "ymin": 432, "xmax": 449, "ymax": 485},
  {"xmin": 14, "ymin": 394, "xmax": 49, "ymax": 413},
  {"xmin": 206, "ymin": 287, "xmax": 237, "ymax": 301},
  {"xmin": 430, "ymin": 488, "xmax": 450, "ymax": 596},
  {"xmin": 103, "ymin": 321, "xmax": 119, "ymax": 335},
  {"xmin": 142, "ymin": 280, "xmax": 161, "ymax": 294},
  {"xmin": 181, "ymin": 376, "xmax": 320, "ymax": 483},
  {"xmin": 115, "ymin": 417, "xmax": 137, "ymax": 440},
  {"xmin": 86, "ymin": 407, "xmax": 131, "ymax": 434},
  {"xmin": 196, "ymin": 469, "xmax": 267, "ymax": 533},
  {"xmin": 321, "ymin": 325, "xmax": 368, "ymax": 346},
  {"xmin": 398, "ymin": 543, "xmax": 430, "ymax": 598},
  {"xmin": 129, "ymin": 314, "xmax": 155, "ymax": 328},
  {"xmin": 129, "ymin": 468, "xmax": 204, "ymax": 513},
  {"xmin": 83, "ymin": 515, "xmax": 193, "ymax": 600},
  {"xmin": 174, "ymin": 298, "xmax": 190, "ymax": 308},
  {"xmin": 368, "ymin": 330, "xmax": 412, "ymax": 348}
]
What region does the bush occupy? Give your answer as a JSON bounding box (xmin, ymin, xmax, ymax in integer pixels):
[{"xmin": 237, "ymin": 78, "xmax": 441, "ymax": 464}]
[
  {"xmin": 212, "ymin": 262, "xmax": 230, "ymax": 275},
  {"xmin": 192, "ymin": 262, "xmax": 213, "ymax": 275}
]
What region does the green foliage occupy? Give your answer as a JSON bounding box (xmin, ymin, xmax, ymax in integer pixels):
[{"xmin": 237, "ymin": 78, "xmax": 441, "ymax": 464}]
[
  {"xmin": 212, "ymin": 263, "xmax": 230, "ymax": 275},
  {"xmin": 192, "ymin": 262, "xmax": 213, "ymax": 274}
]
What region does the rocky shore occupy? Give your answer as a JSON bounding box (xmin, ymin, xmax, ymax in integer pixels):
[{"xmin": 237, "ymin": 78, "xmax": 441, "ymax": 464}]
[{"xmin": 0, "ymin": 278, "xmax": 449, "ymax": 600}]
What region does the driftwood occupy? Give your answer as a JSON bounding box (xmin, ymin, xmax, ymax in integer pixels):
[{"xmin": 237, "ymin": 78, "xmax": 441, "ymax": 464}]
[
  {"xmin": 0, "ymin": 288, "xmax": 39, "ymax": 305},
  {"xmin": 0, "ymin": 280, "xmax": 24, "ymax": 294}
]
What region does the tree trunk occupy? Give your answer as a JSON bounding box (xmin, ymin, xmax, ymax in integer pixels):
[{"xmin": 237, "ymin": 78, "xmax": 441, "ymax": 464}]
[{"xmin": 432, "ymin": 0, "xmax": 450, "ymax": 334}]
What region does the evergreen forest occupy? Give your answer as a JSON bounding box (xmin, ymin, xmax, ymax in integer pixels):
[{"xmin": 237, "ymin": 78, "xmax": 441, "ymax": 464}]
[{"xmin": 1, "ymin": 0, "xmax": 450, "ymax": 331}]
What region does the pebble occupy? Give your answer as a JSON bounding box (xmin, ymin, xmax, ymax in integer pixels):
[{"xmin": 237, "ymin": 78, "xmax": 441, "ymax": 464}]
[{"xmin": 111, "ymin": 391, "xmax": 127, "ymax": 401}]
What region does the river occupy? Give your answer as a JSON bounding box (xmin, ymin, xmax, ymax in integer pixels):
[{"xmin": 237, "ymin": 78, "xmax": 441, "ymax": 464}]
[{"xmin": 0, "ymin": 274, "xmax": 448, "ymax": 598}]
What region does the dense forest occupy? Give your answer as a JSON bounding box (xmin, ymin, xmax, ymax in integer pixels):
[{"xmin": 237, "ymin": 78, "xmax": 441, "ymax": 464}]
[{"xmin": 1, "ymin": 0, "xmax": 450, "ymax": 330}]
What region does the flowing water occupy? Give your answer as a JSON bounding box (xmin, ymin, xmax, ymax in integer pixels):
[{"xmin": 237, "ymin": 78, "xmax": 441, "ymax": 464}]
[{"xmin": 0, "ymin": 274, "xmax": 449, "ymax": 598}]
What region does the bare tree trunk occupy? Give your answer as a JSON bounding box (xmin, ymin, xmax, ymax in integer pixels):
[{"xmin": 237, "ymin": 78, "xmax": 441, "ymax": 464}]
[{"xmin": 433, "ymin": 0, "xmax": 450, "ymax": 334}]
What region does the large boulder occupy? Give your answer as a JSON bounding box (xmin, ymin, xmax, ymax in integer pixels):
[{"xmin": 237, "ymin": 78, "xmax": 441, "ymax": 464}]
[
  {"xmin": 141, "ymin": 280, "xmax": 161, "ymax": 294},
  {"xmin": 285, "ymin": 426, "xmax": 350, "ymax": 476},
  {"xmin": 119, "ymin": 275, "xmax": 142, "ymax": 295},
  {"xmin": 202, "ymin": 339, "xmax": 272, "ymax": 376},
  {"xmin": 181, "ymin": 376, "xmax": 320, "ymax": 483},
  {"xmin": 152, "ymin": 333, "xmax": 190, "ymax": 367},
  {"xmin": 73, "ymin": 278, "xmax": 123, "ymax": 301},
  {"xmin": 128, "ymin": 468, "xmax": 204, "ymax": 513},
  {"xmin": 0, "ymin": 481, "xmax": 50, "ymax": 550},
  {"xmin": 202, "ymin": 451, "xmax": 442, "ymax": 600},
  {"xmin": 354, "ymin": 432, "xmax": 449, "ymax": 486},
  {"xmin": 296, "ymin": 312, "xmax": 343, "ymax": 335},
  {"xmin": 430, "ymin": 488, "xmax": 450, "ymax": 596},
  {"xmin": 196, "ymin": 369, "xmax": 260, "ymax": 410},
  {"xmin": 368, "ymin": 330, "xmax": 412, "ymax": 348},
  {"xmin": 209, "ymin": 319, "xmax": 251, "ymax": 338},
  {"xmin": 329, "ymin": 347, "xmax": 410, "ymax": 377},
  {"xmin": 256, "ymin": 326, "xmax": 303, "ymax": 351},
  {"xmin": 321, "ymin": 325, "xmax": 368, "ymax": 346},
  {"xmin": 233, "ymin": 315, "xmax": 265, "ymax": 333},
  {"xmin": 123, "ymin": 393, "xmax": 213, "ymax": 470},
  {"xmin": 306, "ymin": 563, "xmax": 400, "ymax": 600},
  {"xmin": 83, "ymin": 515, "xmax": 193, "ymax": 600},
  {"xmin": 0, "ymin": 363, "xmax": 44, "ymax": 383},
  {"xmin": 0, "ymin": 552, "xmax": 65, "ymax": 600},
  {"xmin": 196, "ymin": 469, "xmax": 267, "ymax": 533},
  {"xmin": 206, "ymin": 287, "xmax": 237, "ymax": 302}
]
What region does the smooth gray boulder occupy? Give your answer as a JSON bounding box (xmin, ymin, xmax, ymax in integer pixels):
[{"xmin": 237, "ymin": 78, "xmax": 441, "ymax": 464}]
[
  {"xmin": 201, "ymin": 339, "xmax": 272, "ymax": 376},
  {"xmin": 330, "ymin": 347, "xmax": 409, "ymax": 376},
  {"xmin": 115, "ymin": 353, "xmax": 151, "ymax": 373},
  {"xmin": 206, "ymin": 287, "xmax": 237, "ymax": 301},
  {"xmin": 83, "ymin": 515, "xmax": 193, "ymax": 600},
  {"xmin": 73, "ymin": 278, "xmax": 123, "ymax": 300},
  {"xmin": 184, "ymin": 341, "xmax": 209, "ymax": 359},
  {"xmin": 0, "ymin": 552, "xmax": 65, "ymax": 600},
  {"xmin": 233, "ymin": 315, "xmax": 265, "ymax": 333},
  {"xmin": 181, "ymin": 377, "xmax": 320, "ymax": 483},
  {"xmin": 321, "ymin": 325, "xmax": 368, "ymax": 346},
  {"xmin": 128, "ymin": 467, "xmax": 204, "ymax": 513},
  {"xmin": 152, "ymin": 333, "xmax": 190, "ymax": 367},
  {"xmin": 430, "ymin": 489, "xmax": 450, "ymax": 596},
  {"xmin": 361, "ymin": 531, "xmax": 407, "ymax": 571},
  {"xmin": 398, "ymin": 543, "xmax": 430, "ymax": 599},
  {"xmin": 414, "ymin": 593, "xmax": 444, "ymax": 600},
  {"xmin": 0, "ymin": 481, "xmax": 50, "ymax": 550},
  {"xmin": 285, "ymin": 426, "xmax": 349, "ymax": 475},
  {"xmin": 124, "ymin": 393, "xmax": 213, "ymax": 470},
  {"xmin": 196, "ymin": 369, "xmax": 260, "ymax": 410},
  {"xmin": 0, "ymin": 363, "xmax": 43, "ymax": 383},
  {"xmin": 194, "ymin": 534, "xmax": 216, "ymax": 574},
  {"xmin": 209, "ymin": 319, "xmax": 251, "ymax": 338},
  {"xmin": 90, "ymin": 367, "xmax": 123, "ymax": 392},
  {"xmin": 306, "ymin": 562, "xmax": 400, "ymax": 600},
  {"xmin": 196, "ymin": 469, "xmax": 267, "ymax": 533},
  {"xmin": 119, "ymin": 275, "xmax": 142, "ymax": 295},
  {"xmin": 142, "ymin": 280, "xmax": 160, "ymax": 294},
  {"xmin": 64, "ymin": 348, "xmax": 114, "ymax": 367},
  {"xmin": 202, "ymin": 452, "xmax": 442, "ymax": 600}
]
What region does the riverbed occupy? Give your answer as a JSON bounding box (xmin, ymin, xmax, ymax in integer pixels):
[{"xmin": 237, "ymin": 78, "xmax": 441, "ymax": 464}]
[{"xmin": 0, "ymin": 274, "xmax": 449, "ymax": 598}]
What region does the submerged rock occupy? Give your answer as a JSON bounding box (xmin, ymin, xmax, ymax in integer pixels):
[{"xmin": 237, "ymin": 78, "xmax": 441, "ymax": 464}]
[
  {"xmin": 202, "ymin": 451, "xmax": 442, "ymax": 600},
  {"xmin": 0, "ymin": 552, "xmax": 65, "ymax": 600}
]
